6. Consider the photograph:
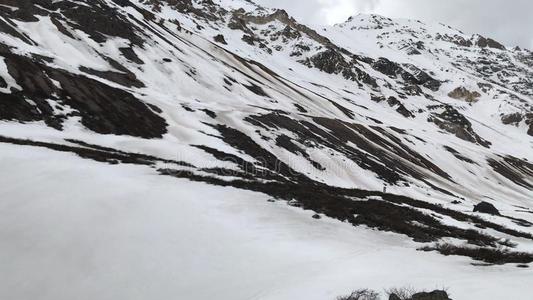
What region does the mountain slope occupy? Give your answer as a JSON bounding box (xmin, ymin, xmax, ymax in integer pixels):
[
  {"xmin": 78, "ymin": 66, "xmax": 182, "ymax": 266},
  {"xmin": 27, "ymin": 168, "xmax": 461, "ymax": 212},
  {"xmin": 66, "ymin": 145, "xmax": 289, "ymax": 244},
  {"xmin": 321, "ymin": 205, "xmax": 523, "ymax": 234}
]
[
  {"xmin": 0, "ymin": 0, "xmax": 532, "ymax": 297},
  {"xmin": 1, "ymin": 142, "xmax": 531, "ymax": 300}
]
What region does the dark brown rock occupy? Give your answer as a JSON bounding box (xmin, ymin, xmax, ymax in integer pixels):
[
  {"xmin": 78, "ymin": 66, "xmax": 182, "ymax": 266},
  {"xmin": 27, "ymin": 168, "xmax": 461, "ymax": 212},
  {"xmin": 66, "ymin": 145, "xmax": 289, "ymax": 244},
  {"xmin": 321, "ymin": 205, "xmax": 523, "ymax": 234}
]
[
  {"xmin": 448, "ymin": 87, "xmax": 481, "ymax": 102},
  {"xmin": 476, "ymin": 36, "xmax": 506, "ymax": 50},
  {"xmin": 213, "ymin": 34, "xmax": 227, "ymax": 45},
  {"xmin": 411, "ymin": 290, "xmax": 451, "ymax": 300},
  {"xmin": 474, "ymin": 202, "xmax": 500, "ymax": 216},
  {"xmin": 389, "ymin": 294, "xmax": 401, "ymax": 300},
  {"xmin": 501, "ymin": 113, "xmax": 523, "ymax": 125},
  {"xmin": 428, "ymin": 106, "xmax": 491, "ymax": 148},
  {"xmin": 372, "ymin": 57, "xmax": 402, "ymax": 78},
  {"xmin": 0, "ymin": 49, "xmax": 167, "ymax": 138}
]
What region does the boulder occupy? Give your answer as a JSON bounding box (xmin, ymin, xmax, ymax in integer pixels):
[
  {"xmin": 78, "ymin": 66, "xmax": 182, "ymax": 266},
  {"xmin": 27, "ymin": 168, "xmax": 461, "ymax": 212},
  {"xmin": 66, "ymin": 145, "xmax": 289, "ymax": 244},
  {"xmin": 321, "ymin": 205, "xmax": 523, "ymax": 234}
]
[
  {"xmin": 213, "ymin": 34, "xmax": 227, "ymax": 45},
  {"xmin": 501, "ymin": 113, "xmax": 523, "ymax": 125},
  {"xmin": 389, "ymin": 294, "xmax": 402, "ymax": 300},
  {"xmin": 388, "ymin": 290, "xmax": 451, "ymax": 300},
  {"xmin": 474, "ymin": 201, "xmax": 500, "ymax": 215},
  {"xmin": 411, "ymin": 290, "xmax": 451, "ymax": 300},
  {"xmin": 448, "ymin": 87, "xmax": 481, "ymax": 102}
]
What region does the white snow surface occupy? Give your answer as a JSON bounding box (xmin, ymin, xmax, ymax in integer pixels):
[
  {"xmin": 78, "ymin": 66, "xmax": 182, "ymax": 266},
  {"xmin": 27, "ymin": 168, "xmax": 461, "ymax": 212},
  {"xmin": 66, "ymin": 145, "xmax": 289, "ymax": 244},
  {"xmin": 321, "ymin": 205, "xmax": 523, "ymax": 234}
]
[
  {"xmin": 0, "ymin": 0, "xmax": 532, "ymax": 298},
  {"xmin": 1, "ymin": 144, "xmax": 533, "ymax": 300}
]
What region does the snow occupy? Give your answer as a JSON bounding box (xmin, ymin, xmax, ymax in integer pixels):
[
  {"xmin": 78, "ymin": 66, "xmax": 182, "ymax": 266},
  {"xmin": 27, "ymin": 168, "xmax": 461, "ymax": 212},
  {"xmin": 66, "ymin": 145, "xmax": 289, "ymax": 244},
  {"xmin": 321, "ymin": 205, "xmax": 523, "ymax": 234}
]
[
  {"xmin": 1, "ymin": 144, "xmax": 533, "ymax": 300},
  {"xmin": 0, "ymin": 1, "xmax": 532, "ymax": 298},
  {"xmin": 0, "ymin": 0, "xmax": 529, "ymax": 210}
]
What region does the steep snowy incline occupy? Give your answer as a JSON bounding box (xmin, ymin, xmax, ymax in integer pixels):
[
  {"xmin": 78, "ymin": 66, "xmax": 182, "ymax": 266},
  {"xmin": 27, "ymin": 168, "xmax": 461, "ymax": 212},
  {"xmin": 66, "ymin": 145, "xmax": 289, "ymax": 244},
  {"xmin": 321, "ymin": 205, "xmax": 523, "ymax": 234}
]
[{"xmin": 0, "ymin": 0, "xmax": 532, "ymax": 276}]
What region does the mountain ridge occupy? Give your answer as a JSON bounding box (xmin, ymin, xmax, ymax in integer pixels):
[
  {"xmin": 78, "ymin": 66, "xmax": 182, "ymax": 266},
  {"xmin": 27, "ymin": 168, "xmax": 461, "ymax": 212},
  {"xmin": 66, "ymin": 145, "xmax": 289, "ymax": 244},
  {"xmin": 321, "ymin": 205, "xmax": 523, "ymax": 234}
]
[{"xmin": 0, "ymin": 0, "xmax": 532, "ymax": 266}]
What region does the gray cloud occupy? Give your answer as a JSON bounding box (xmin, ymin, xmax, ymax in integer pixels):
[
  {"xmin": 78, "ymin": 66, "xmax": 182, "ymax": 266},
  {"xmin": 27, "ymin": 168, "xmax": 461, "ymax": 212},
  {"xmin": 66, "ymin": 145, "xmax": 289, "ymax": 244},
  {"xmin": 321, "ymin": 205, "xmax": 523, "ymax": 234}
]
[{"xmin": 255, "ymin": 0, "xmax": 533, "ymax": 49}]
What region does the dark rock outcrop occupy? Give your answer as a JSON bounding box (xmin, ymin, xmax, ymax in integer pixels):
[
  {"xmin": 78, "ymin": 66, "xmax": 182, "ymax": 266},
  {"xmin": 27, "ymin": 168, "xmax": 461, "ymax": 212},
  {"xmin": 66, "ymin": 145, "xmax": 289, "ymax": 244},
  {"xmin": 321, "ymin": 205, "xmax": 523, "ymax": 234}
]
[
  {"xmin": 389, "ymin": 294, "xmax": 401, "ymax": 300},
  {"xmin": 412, "ymin": 69, "xmax": 441, "ymax": 91},
  {"xmin": 303, "ymin": 49, "xmax": 377, "ymax": 87},
  {"xmin": 387, "ymin": 96, "xmax": 414, "ymax": 118},
  {"xmin": 428, "ymin": 106, "xmax": 491, "ymax": 148},
  {"xmin": 436, "ymin": 33, "xmax": 473, "ymax": 47},
  {"xmin": 501, "ymin": 113, "xmax": 523, "ymax": 125},
  {"xmin": 526, "ymin": 114, "xmax": 533, "ymax": 136},
  {"xmin": 0, "ymin": 48, "xmax": 167, "ymax": 138},
  {"xmin": 372, "ymin": 57, "xmax": 402, "ymax": 78},
  {"xmin": 476, "ymin": 35, "xmax": 506, "ymax": 50},
  {"xmin": 474, "ymin": 202, "xmax": 500, "ymax": 216},
  {"xmin": 411, "ymin": 290, "xmax": 451, "ymax": 300},
  {"xmin": 448, "ymin": 87, "xmax": 481, "ymax": 102},
  {"xmin": 487, "ymin": 156, "xmax": 533, "ymax": 190},
  {"xmin": 373, "ymin": 58, "xmax": 441, "ymax": 91},
  {"xmin": 213, "ymin": 34, "xmax": 227, "ymax": 44},
  {"xmin": 388, "ymin": 290, "xmax": 451, "ymax": 300}
]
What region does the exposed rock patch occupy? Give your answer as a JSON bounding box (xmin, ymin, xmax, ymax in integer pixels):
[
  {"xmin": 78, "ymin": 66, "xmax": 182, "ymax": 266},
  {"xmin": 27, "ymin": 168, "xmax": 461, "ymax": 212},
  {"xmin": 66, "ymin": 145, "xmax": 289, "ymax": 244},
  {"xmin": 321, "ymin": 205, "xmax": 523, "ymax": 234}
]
[
  {"xmin": 0, "ymin": 48, "xmax": 167, "ymax": 138},
  {"xmin": 213, "ymin": 34, "xmax": 227, "ymax": 44},
  {"xmin": 475, "ymin": 35, "xmax": 506, "ymax": 50},
  {"xmin": 448, "ymin": 86, "xmax": 481, "ymax": 102},
  {"xmin": 428, "ymin": 106, "xmax": 491, "ymax": 147},
  {"xmin": 488, "ymin": 156, "xmax": 533, "ymax": 189},
  {"xmin": 501, "ymin": 112, "xmax": 523, "ymax": 125},
  {"xmin": 474, "ymin": 202, "xmax": 500, "ymax": 215},
  {"xmin": 303, "ymin": 49, "xmax": 377, "ymax": 87}
]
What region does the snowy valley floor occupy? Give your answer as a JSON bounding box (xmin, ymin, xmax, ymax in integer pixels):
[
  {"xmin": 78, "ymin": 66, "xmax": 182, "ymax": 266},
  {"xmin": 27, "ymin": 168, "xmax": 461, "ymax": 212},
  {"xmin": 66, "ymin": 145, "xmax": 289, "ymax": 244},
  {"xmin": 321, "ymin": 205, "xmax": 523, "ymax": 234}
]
[{"xmin": 1, "ymin": 143, "xmax": 532, "ymax": 300}]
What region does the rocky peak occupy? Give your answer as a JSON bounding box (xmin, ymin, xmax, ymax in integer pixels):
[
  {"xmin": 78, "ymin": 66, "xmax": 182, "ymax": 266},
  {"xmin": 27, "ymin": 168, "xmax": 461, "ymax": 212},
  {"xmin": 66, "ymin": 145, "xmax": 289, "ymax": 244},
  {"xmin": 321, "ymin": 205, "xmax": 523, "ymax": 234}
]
[
  {"xmin": 473, "ymin": 34, "xmax": 506, "ymax": 50},
  {"xmin": 230, "ymin": 8, "xmax": 334, "ymax": 47},
  {"xmin": 338, "ymin": 13, "xmax": 397, "ymax": 30}
]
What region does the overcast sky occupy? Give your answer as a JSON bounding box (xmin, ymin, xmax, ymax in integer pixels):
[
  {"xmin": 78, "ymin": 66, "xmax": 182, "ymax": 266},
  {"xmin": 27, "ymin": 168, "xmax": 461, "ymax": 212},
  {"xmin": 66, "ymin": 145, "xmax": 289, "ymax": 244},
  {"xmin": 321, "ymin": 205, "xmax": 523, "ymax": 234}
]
[{"xmin": 255, "ymin": 0, "xmax": 533, "ymax": 49}]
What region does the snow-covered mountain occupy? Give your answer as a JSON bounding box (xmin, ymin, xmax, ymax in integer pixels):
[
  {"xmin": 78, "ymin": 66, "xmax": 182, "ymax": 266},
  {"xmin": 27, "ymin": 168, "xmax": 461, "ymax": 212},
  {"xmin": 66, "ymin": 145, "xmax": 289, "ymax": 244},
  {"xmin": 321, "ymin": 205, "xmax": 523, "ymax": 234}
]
[{"xmin": 0, "ymin": 0, "xmax": 532, "ymax": 299}]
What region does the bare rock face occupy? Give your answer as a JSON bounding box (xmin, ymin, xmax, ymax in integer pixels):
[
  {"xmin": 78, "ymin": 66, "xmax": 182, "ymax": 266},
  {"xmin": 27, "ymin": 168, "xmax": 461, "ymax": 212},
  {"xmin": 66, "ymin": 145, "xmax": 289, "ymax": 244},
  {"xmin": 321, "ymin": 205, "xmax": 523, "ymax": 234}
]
[
  {"xmin": 0, "ymin": 48, "xmax": 167, "ymax": 138},
  {"xmin": 410, "ymin": 68, "xmax": 441, "ymax": 91},
  {"xmin": 372, "ymin": 57, "xmax": 403, "ymax": 78},
  {"xmin": 448, "ymin": 87, "xmax": 481, "ymax": 102},
  {"xmin": 475, "ymin": 35, "xmax": 506, "ymax": 50},
  {"xmin": 428, "ymin": 106, "xmax": 491, "ymax": 148},
  {"xmin": 372, "ymin": 58, "xmax": 441, "ymax": 91},
  {"xmin": 142, "ymin": 0, "xmax": 218, "ymax": 21},
  {"xmin": 436, "ymin": 33, "xmax": 473, "ymax": 47},
  {"xmin": 387, "ymin": 96, "xmax": 414, "ymax": 118},
  {"xmin": 303, "ymin": 49, "xmax": 377, "ymax": 87},
  {"xmin": 501, "ymin": 113, "xmax": 533, "ymax": 136},
  {"xmin": 307, "ymin": 49, "xmax": 352, "ymax": 75},
  {"xmin": 501, "ymin": 113, "xmax": 524, "ymax": 125}
]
